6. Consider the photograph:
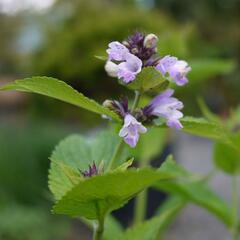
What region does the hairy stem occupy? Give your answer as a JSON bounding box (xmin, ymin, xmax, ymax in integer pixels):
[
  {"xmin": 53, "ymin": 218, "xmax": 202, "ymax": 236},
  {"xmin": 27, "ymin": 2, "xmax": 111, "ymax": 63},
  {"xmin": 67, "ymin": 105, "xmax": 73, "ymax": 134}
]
[
  {"xmin": 93, "ymin": 217, "xmax": 105, "ymax": 240},
  {"xmin": 231, "ymin": 175, "xmax": 239, "ymax": 240}
]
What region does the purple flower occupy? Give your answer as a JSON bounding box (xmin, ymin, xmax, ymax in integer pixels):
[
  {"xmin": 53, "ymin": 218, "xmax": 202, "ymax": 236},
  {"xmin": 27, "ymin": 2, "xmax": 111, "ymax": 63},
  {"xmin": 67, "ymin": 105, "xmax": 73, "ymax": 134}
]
[
  {"xmin": 119, "ymin": 114, "xmax": 147, "ymax": 148},
  {"xmin": 106, "ymin": 40, "xmax": 142, "ymax": 83},
  {"xmin": 143, "ymin": 89, "xmax": 184, "ymax": 129},
  {"xmin": 156, "ymin": 55, "xmax": 191, "ymax": 86},
  {"xmin": 117, "ymin": 53, "xmax": 142, "ymax": 83},
  {"xmin": 107, "ymin": 41, "xmax": 130, "ymax": 61}
]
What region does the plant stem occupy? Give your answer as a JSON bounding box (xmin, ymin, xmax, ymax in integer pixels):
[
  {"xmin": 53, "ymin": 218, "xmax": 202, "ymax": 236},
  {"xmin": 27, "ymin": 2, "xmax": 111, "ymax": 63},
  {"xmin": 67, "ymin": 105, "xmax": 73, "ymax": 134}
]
[
  {"xmin": 133, "ymin": 158, "xmax": 149, "ymax": 225},
  {"xmin": 131, "ymin": 90, "xmax": 148, "ymax": 225},
  {"xmin": 134, "ymin": 188, "xmax": 148, "ymax": 225},
  {"xmin": 131, "ymin": 90, "xmax": 141, "ymax": 113},
  {"xmin": 108, "ymin": 140, "xmax": 125, "ymax": 170},
  {"xmin": 231, "ymin": 175, "xmax": 239, "ymax": 240},
  {"xmin": 93, "ymin": 217, "xmax": 105, "ymax": 240}
]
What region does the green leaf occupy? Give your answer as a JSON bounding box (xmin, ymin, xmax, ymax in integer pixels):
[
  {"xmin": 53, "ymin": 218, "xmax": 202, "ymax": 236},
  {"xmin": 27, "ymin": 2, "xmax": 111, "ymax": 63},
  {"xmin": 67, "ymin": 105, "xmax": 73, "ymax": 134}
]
[
  {"xmin": 130, "ymin": 128, "xmax": 167, "ymax": 161},
  {"xmin": 214, "ymin": 139, "xmax": 240, "ymax": 175},
  {"xmin": 103, "ymin": 215, "xmax": 124, "ymax": 240},
  {"xmin": 49, "ymin": 130, "xmax": 129, "ymax": 200},
  {"xmin": 81, "ymin": 215, "xmax": 124, "ymax": 240},
  {"xmin": 155, "ymin": 196, "xmax": 186, "ymax": 236},
  {"xmin": 113, "ymin": 158, "xmax": 134, "ymax": 172},
  {"xmin": 95, "ymin": 55, "xmax": 108, "ymax": 61},
  {"xmin": 197, "ymin": 98, "xmax": 221, "ymax": 124},
  {"xmin": 0, "ymin": 77, "xmax": 121, "ymax": 122},
  {"xmin": 154, "ymin": 116, "xmax": 231, "ymax": 145},
  {"xmin": 188, "ymin": 59, "xmax": 235, "ymax": 84},
  {"xmin": 127, "ymin": 67, "xmax": 168, "ymax": 93},
  {"xmin": 154, "ymin": 156, "xmax": 232, "ymax": 227},
  {"xmin": 53, "ymin": 168, "xmax": 171, "ymax": 220},
  {"xmin": 117, "ymin": 196, "xmax": 185, "ymax": 240},
  {"xmin": 181, "ymin": 117, "xmax": 229, "ymax": 143}
]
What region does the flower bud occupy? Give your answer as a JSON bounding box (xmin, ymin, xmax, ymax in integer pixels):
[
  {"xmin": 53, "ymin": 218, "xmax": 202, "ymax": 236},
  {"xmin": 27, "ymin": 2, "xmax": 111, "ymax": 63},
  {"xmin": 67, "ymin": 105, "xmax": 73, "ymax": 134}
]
[
  {"xmin": 103, "ymin": 99, "xmax": 114, "ymax": 109},
  {"xmin": 131, "ymin": 47, "xmax": 139, "ymax": 55},
  {"xmin": 144, "ymin": 33, "xmax": 158, "ymax": 49},
  {"xmin": 104, "ymin": 61, "xmax": 118, "ymax": 77}
]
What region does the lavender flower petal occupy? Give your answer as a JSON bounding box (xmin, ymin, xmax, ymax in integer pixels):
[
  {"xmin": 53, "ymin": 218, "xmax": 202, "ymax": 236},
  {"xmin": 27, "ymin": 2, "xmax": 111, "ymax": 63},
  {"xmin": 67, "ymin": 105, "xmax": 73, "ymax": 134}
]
[
  {"xmin": 107, "ymin": 41, "xmax": 130, "ymax": 61},
  {"xmin": 117, "ymin": 53, "xmax": 142, "ymax": 83},
  {"xmin": 156, "ymin": 55, "xmax": 191, "ymax": 86},
  {"xmin": 119, "ymin": 114, "xmax": 147, "ymax": 147},
  {"xmin": 105, "ymin": 61, "xmax": 119, "ymax": 77},
  {"xmin": 144, "ymin": 89, "xmax": 184, "ymax": 130}
]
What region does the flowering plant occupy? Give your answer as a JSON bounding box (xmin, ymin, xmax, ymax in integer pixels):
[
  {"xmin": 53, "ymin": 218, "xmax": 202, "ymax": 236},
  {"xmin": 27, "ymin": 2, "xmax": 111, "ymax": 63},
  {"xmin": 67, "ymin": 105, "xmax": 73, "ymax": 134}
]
[{"xmin": 1, "ymin": 32, "xmax": 239, "ymax": 240}]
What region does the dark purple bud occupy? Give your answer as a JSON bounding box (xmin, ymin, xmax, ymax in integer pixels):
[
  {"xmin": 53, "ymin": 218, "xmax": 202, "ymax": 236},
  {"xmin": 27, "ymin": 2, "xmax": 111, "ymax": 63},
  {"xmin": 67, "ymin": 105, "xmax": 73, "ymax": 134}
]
[
  {"xmin": 80, "ymin": 162, "xmax": 99, "ymax": 178},
  {"xmin": 123, "ymin": 32, "xmax": 159, "ymax": 64}
]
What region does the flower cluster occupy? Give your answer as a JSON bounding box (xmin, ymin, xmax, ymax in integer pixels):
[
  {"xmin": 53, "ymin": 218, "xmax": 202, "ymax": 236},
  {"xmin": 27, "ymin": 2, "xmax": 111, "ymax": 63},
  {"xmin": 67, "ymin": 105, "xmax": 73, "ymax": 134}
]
[{"xmin": 104, "ymin": 32, "xmax": 191, "ymax": 148}]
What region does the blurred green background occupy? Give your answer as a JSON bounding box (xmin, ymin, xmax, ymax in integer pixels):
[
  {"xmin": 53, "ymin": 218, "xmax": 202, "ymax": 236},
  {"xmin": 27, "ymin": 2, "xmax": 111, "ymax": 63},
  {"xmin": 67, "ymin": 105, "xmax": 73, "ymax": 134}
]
[{"xmin": 0, "ymin": 0, "xmax": 239, "ymax": 239}]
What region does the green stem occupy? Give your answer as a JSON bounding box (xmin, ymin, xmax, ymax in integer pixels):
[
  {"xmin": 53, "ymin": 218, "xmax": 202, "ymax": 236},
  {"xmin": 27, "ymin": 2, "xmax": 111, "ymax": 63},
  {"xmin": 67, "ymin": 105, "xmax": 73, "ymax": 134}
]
[
  {"xmin": 231, "ymin": 175, "xmax": 239, "ymax": 240},
  {"xmin": 131, "ymin": 91, "xmax": 141, "ymax": 113},
  {"xmin": 108, "ymin": 140, "xmax": 125, "ymax": 170},
  {"xmin": 93, "ymin": 217, "xmax": 105, "ymax": 240},
  {"xmin": 133, "ymin": 158, "xmax": 149, "ymax": 225},
  {"xmin": 134, "ymin": 189, "xmax": 148, "ymax": 225}
]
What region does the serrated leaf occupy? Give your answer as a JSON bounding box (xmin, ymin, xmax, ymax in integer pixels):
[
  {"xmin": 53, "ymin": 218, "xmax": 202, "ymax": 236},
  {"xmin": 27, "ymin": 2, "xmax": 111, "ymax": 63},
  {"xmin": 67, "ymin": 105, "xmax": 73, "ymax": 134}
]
[
  {"xmin": 49, "ymin": 130, "xmax": 129, "ymax": 200},
  {"xmin": 214, "ymin": 139, "xmax": 240, "ymax": 175},
  {"xmin": 154, "ymin": 156, "xmax": 232, "ymax": 227},
  {"xmin": 0, "ymin": 77, "xmax": 121, "ymax": 122},
  {"xmin": 127, "ymin": 67, "xmax": 167, "ymax": 93},
  {"xmin": 53, "ymin": 169, "xmax": 171, "ymax": 220}
]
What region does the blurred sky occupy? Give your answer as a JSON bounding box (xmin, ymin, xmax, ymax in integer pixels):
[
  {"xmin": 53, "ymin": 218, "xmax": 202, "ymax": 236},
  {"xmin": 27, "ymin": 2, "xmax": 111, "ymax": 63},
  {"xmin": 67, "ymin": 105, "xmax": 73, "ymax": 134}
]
[{"xmin": 0, "ymin": 0, "xmax": 55, "ymax": 14}]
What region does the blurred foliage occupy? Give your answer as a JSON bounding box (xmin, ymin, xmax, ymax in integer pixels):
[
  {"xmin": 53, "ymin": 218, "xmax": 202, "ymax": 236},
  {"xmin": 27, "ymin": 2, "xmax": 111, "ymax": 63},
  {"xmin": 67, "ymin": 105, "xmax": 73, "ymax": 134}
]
[
  {"xmin": 0, "ymin": 122, "xmax": 70, "ymax": 203},
  {"xmin": 26, "ymin": 0, "xmax": 236, "ymax": 117},
  {"xmin": 0, "ymin": 14, "xmax": 22, "ymax": 74},
  {"xmin": 0, "ymin": 203, "xmax": 69, "ymax": 240},
  {"xmin": 30, "ymin": 0, "xmax": 196, "ymax": 97},
  {"xmin": 0, "ymin": 122, "xmax": 73, "ymax": 239}
]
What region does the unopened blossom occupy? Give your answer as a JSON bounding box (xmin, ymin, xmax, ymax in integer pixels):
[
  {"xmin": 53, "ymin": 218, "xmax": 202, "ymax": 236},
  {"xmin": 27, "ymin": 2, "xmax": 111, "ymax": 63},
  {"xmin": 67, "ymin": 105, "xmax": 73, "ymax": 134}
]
[
  {"xmin": 143, "ymin": 89, "xmax": 184, "ymax": 129},
  {"xmin": 107, "ymin": 41, "xmax": 130, "ymax": 61},
  {"xmin": 119, "ymin": 114, "xmax": 147, "ymax": 148},
  {"xmin": 103, "ymin": 97, "xmax": 129, "ymax": 118},
  {"xmin": 156, "ymin": 55, "xmax": 191, "ymax": 86},
  {"xmin": 143, "ymin": 33, "xmax": 158, "ymax": 49},
  {"xmin": 117, "ymin": 53, "xmax": 142, "ymax": 83}
]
